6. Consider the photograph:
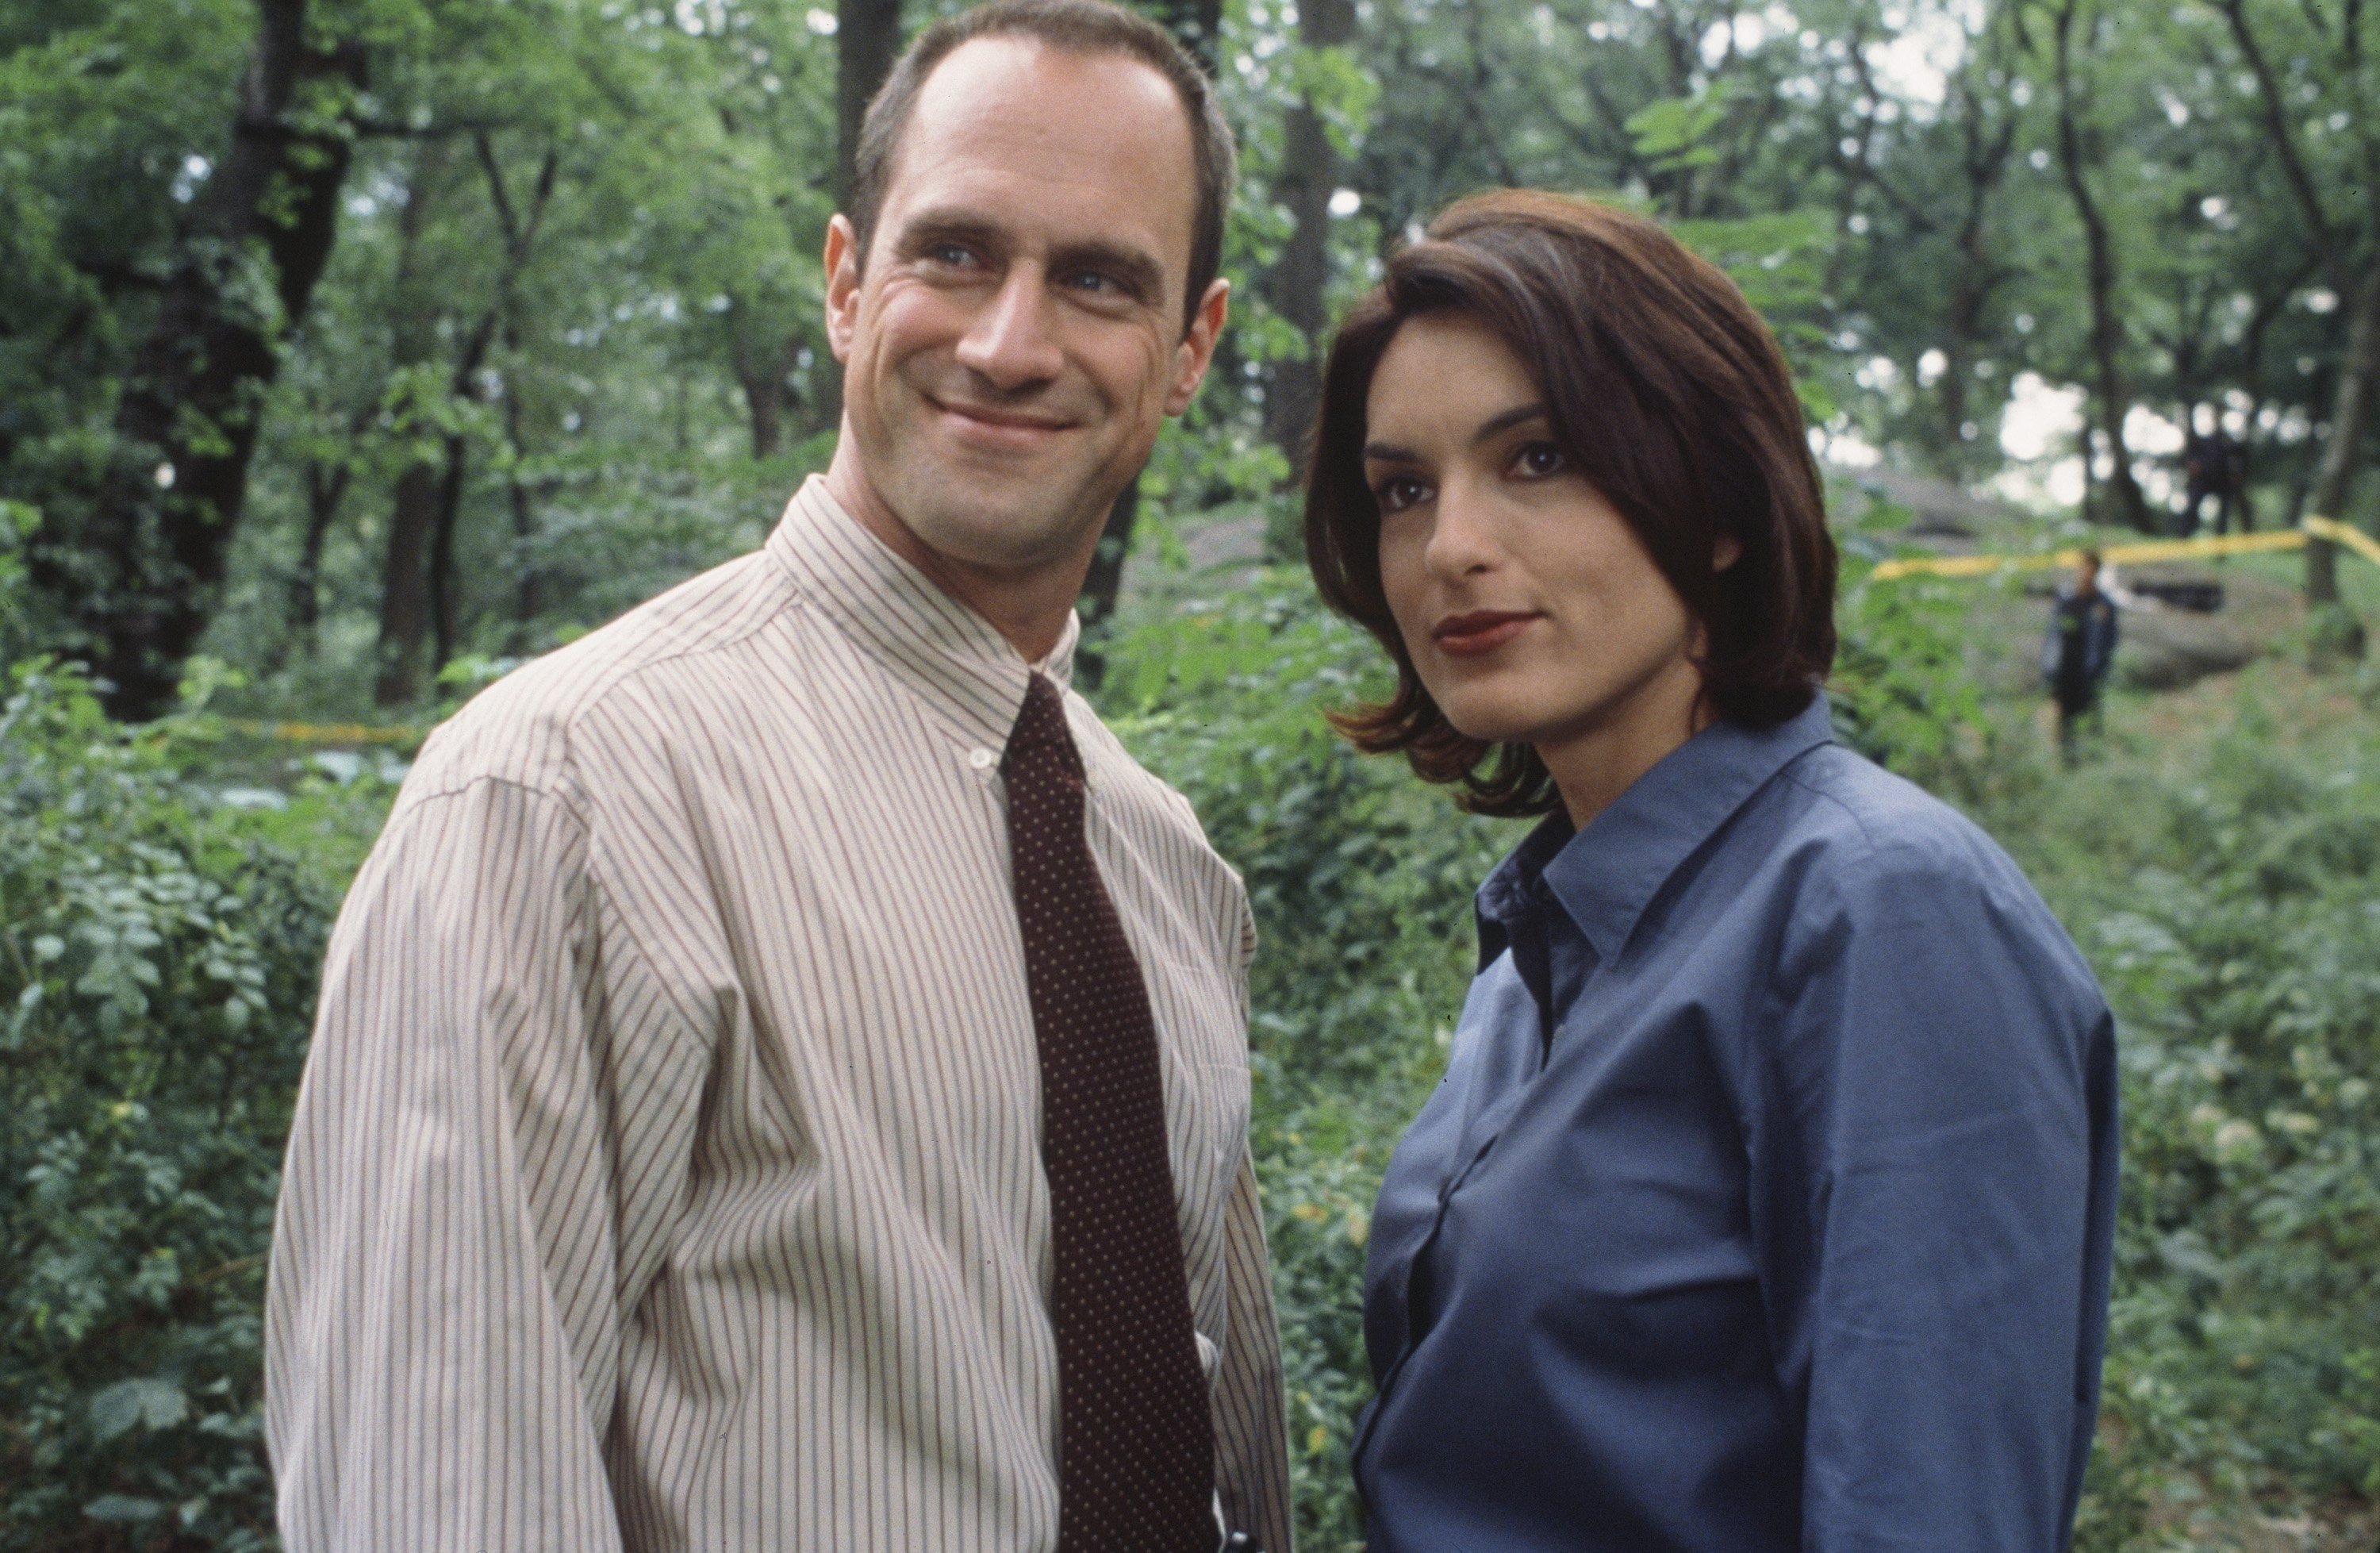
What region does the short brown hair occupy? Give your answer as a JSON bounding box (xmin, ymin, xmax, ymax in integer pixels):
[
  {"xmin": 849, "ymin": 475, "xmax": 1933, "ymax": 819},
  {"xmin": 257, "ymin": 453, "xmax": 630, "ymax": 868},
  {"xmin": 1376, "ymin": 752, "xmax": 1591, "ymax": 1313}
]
[
  {"xmin": 849, "ymin": 0, "xmax": 1236, "ymax": 332},
  {"xmin": 1303, "ymin": 190, "xmax": 1839, "ymax": 817}
]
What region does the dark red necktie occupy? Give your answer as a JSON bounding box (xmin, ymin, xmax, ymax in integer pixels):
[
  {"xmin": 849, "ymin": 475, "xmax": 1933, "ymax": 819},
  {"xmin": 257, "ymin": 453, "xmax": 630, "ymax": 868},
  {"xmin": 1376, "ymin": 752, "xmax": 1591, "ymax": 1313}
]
[{"xmin": 1002, "ymin": 673, "xmax": 1216, "ymax": 1553}]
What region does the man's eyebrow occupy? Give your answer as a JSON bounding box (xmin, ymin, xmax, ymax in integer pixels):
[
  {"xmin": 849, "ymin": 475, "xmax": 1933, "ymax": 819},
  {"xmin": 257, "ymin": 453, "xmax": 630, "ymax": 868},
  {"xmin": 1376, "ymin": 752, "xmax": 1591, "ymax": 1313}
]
[
  {"xmin": 890, "ymin": 210, "xmax": 1168, "ymax": 302},
  {"xmin": 1362, "ymin": 402, "xmax": 1549, "ymax": 463},
  {"xmin": 892, "ymin": 210, "xmax": 1008, "ymax": 252}
]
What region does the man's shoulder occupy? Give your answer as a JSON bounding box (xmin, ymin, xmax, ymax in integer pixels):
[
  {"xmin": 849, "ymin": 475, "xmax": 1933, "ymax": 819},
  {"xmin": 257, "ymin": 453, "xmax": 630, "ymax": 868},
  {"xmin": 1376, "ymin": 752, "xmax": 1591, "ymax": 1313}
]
[
  {"xmin": 401, "ymin": 547, "xmax": 796, "ymax": 808},
  {"xmin": 1066, "ymin": 696, "xmax": 1205, "ymax": 832},
  {"xmin": 1066, "ymin": 697, "xmax": 1246, "ymax": 877}
]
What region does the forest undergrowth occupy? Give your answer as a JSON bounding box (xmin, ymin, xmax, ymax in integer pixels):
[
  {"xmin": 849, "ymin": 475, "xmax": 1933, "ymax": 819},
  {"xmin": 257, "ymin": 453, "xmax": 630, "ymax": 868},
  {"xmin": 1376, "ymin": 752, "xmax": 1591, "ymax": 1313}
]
[{"xmin": 3, "ymin": 540, "xmax": 2378, "ymax": 1551}]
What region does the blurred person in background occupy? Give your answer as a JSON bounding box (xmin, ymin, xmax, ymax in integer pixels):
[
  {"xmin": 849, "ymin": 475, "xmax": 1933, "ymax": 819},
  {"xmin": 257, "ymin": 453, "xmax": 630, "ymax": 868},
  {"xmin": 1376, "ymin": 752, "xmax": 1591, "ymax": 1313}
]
[
  {"xmin": 1302, "ymin": 190, "xmax": 2119, "ymax": 1553},
  {"xmin": 2044, "ymin": 547, "xmax": 2120, "ymax": 763}
]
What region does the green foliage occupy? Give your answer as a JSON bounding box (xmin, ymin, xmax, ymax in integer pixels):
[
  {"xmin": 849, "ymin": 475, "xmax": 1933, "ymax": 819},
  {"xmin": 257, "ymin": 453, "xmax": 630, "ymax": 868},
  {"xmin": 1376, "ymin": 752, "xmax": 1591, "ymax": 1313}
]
[
  {"xmin": 1102, "ymin": 566, "xmax": 1511, "ymax": 1548},
  {"xmin": 1994, "ymin": 705, "xmax": 2380, "ymax": 1543},
  {"xmin": 1099, "ymin": 556, "xmax": 2380, "ymax": 1549},
  {"xmin": 0, "ymin": 661, "xmax": 356, "ymax": 1548}
]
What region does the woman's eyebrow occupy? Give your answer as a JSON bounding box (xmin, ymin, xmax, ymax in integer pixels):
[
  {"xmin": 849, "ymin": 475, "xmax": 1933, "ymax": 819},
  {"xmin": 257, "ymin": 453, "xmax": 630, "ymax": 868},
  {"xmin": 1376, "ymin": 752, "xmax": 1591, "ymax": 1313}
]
[
  {"xmin": 1363, "ymin": 402, "xmax": 1549, "ymax": 464},
  {"xmin": 1471, "ymin": 402, "xmax": 1549, "ymax": 444}
]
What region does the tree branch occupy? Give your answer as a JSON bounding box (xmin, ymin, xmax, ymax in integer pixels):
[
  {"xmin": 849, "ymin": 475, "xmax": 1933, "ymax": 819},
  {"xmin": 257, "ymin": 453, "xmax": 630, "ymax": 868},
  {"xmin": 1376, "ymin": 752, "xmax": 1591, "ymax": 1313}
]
[{"xmin": 2209, "ymin": 0, "xmax": 2343, "ymax": 282}]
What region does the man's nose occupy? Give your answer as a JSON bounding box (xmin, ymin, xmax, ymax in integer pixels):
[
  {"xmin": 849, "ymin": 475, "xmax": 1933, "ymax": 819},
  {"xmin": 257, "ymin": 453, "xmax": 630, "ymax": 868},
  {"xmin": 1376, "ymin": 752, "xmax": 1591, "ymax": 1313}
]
[{"xmin": 953, "ymin": 266, "xmax": 1066, "ymax": 391}]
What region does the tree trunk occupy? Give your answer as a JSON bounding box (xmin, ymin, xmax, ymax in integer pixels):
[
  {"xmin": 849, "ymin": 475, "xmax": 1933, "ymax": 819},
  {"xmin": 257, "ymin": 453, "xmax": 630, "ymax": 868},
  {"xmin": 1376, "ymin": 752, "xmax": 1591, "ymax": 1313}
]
[
  {"xmin": 287, "ymin": 462, "xmax": 348, "ymax": 647},
  {"xmin": 2048, "ymin": 0, "xmax": 2151, "ymax": 533},
  {"xmin": 428, "ymin": 430, "xmax": 470, "ymax": 676},
  {"xmin": 503, "ymin": 326, "xmax": 546, "ymax": 646},
  {"xmin": 510, "ymin": 476, "xmax": 544, "ymax": 648},
  {"xmin": 1149, "ymin": 0, "xmax": 1224, "ymax": 69},
  {"xmin": 374, "ymin": 143, "xmax": 553, "ymax": 703},
  {"xmin": 375, "ymin": 459, "xmax": 440, "ymax": 705},
  {"xmin": 1073, "ymin": 478, "xmax": 1139, "ymax": 692},
  {"xmin": 740, "ymin": 363, "xmax": 785, "ymax": 459},
  {"xmin": 837, "ymin": 0, "xmax": 904, "ymax": 211},
  {"xmin": 372, "ymin": 148, "xmax": 449, "ymax": 706},
  {"xmin": 1263, "ymin": 0, "xmax": 1356, "ymax": 487},
  {"xmin": 732, "ymin": 330, "xmax": 804, "ymax": 459},
  {"xmin": 72, "ymin": 0, "xmax": 364, "ymax": 718},
  {"xmin": 2303, "ymin": 263, "xmax": 2380, "ymax": 602}
]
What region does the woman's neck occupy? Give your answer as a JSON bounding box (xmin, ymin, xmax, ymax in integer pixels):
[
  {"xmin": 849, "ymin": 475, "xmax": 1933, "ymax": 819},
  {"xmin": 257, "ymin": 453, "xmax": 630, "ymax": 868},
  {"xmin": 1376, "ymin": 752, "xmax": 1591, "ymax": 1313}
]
[{"xmin": 1534, "ymin": 657, "xmax": 1714, "ymax": 830}]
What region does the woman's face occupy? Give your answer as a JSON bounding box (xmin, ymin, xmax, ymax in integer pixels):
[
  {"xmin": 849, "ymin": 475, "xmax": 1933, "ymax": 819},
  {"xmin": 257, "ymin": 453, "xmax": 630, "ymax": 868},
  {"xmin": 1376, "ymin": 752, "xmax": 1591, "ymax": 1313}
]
[{"xmin": 1365, "ymin": 312, "xmax": 1707, "ymax": 772}]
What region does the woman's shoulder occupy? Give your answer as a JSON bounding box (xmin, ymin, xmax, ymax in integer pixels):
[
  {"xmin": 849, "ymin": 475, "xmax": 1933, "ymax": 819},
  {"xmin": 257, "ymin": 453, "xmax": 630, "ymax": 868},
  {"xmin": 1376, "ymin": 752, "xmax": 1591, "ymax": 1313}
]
[
  {"xmin": 1756, "ymin": 741, "xmax": 2100, "ymax": 991},
  {"xmin": 1765, "ymin": 742, "xmax": 2015, "ymax": 888}
]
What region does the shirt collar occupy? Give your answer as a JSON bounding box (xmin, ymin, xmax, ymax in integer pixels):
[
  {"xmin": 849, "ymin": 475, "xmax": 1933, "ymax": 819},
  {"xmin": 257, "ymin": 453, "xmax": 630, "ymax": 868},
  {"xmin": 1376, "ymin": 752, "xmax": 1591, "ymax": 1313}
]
[
  {"xmin": 766, "ymin": 475, "xmax": 1080, "ymax": 755},
  {"xmin": 1476, "ymin": 695, "xmax": 1837, "ymax": 967}
]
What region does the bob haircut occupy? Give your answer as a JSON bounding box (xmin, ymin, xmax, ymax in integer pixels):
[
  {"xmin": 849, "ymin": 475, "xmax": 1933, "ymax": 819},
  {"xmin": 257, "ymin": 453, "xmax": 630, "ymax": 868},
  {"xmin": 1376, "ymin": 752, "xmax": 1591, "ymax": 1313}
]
[{"xmin": 1303, "ymin": 190, "xmax": 1839, "ymax": 818}]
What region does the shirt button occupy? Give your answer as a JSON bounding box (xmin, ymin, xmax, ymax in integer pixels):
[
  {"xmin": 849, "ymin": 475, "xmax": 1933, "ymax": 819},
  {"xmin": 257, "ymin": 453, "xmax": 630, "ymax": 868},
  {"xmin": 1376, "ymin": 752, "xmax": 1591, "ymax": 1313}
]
[{"xmin": 968, "ymin": 748, "xmax": 996, "ymax": 771}]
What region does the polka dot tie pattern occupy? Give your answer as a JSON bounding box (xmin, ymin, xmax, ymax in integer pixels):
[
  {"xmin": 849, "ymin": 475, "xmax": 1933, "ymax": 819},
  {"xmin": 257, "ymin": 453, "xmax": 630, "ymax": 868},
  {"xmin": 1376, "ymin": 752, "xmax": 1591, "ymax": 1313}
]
[{"xmin": 1002, "ymin": 674, "xmax": 1218, "ymax": 1553}]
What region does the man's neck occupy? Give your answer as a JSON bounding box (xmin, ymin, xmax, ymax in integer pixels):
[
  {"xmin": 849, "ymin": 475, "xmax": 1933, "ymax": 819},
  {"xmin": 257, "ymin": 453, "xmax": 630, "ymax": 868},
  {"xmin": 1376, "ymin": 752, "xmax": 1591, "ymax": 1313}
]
[{"xmin": 821, "ymin": 454, "xmax": 1092, "ymax": 666}]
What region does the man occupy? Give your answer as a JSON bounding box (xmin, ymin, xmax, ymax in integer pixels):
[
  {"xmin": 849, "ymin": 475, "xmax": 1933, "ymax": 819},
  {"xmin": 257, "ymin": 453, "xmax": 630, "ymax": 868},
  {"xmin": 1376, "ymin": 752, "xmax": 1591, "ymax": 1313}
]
[
  {"xmin": 2179, "ymin": 423, "xmax": 2247, "ymax": 536},
  {"xmin": 2043, "ymin": 547, "xmax": 2119, "ymax": 763},
  {"xmin": 263, "ymin": 5, "xmax": 1292, "ymax": 1549}
]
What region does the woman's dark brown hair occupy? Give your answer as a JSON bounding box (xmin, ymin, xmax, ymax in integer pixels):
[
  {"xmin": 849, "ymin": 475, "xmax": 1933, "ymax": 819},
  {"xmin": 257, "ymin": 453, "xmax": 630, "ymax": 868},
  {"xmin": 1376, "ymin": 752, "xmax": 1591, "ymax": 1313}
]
[{"xmin": 1303, "ymin": 189, "xmax": 1839, "ymax": 817}]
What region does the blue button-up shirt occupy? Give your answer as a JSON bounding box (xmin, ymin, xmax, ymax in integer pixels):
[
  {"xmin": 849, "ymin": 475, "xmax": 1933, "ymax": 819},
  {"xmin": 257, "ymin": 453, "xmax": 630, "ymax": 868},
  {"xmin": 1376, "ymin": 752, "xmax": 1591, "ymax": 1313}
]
[{"xmin": 1354, "ymin": 697, "xmax": 2118, "ymax": 1552}]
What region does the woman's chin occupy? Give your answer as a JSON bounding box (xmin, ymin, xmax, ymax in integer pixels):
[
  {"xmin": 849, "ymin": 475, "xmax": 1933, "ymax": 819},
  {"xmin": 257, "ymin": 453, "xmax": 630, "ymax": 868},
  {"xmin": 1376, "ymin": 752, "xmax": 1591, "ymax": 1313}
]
[{"xmin": 1434, "ymin": 696, "xmax": 1549, "ymax": 751}]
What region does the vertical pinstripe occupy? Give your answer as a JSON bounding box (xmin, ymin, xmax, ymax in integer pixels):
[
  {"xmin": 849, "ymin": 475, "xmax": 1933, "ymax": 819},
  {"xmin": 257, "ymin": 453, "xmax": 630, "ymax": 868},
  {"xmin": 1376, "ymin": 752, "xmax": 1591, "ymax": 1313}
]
[{"xmin": 263, "ymin": 477, "xmax": 1294, "ymax": 1552}]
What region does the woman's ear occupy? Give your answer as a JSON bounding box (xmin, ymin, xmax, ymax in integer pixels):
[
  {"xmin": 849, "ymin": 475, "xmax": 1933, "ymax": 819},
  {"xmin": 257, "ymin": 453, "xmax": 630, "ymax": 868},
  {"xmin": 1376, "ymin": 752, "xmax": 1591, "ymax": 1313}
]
[{"xmin": 1714, "ymin": 535, "xmax": 1744, "ymax": 572}]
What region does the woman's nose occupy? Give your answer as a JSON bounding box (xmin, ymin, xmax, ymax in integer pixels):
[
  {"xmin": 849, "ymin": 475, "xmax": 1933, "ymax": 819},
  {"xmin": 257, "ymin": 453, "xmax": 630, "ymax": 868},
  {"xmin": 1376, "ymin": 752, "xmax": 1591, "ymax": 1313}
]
[{"xmin": 1424, "ymin": 482, "xmax": 1499, "ymax": 579}]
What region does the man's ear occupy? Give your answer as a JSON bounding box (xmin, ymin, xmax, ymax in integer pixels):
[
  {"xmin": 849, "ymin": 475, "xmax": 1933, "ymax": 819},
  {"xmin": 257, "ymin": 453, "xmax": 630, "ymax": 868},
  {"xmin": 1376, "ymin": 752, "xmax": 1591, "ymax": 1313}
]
[
  {"xmin": 1163, "ymin": 277, "xmax": 1231, "ymax": 417},
  {"xmin": 824, "ymin": 213, "xmax": 862, "ymax": 364}
]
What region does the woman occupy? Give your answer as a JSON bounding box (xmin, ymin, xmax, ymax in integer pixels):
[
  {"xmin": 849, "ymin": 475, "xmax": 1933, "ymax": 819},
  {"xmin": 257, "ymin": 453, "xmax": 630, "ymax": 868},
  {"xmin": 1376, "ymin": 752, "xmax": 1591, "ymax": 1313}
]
[{"xmin": 1303, "ymin": 191, "xmax": 2119, "ymax": 1551}]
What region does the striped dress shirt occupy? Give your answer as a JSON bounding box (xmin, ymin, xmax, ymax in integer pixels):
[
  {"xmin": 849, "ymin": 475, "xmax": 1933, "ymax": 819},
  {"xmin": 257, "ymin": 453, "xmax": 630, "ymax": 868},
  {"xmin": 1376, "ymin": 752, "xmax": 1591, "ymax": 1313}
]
[{"xmin": 264, "ymin": 477, "xmax": 1295, "ymax": 1552}]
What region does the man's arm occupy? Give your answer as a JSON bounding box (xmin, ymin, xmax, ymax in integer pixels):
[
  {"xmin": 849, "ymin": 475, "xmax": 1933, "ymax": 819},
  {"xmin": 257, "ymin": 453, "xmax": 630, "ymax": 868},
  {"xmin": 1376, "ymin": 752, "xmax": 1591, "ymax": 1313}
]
[
  {"xmin": 265, "ymin": 776, "xmax": 708, "ymax": 1551},
  {"xmin": 1211, "ymin": 1151, "xmax": 1295, "ymax": 1553}
]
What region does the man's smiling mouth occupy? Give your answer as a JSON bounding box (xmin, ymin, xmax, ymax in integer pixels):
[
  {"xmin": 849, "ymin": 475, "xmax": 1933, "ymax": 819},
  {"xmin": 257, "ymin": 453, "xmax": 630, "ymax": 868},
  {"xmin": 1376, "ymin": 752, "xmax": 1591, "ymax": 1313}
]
[{"xmin": 928, "ymin": 394, "xmax": 1075, "ymax": 445}]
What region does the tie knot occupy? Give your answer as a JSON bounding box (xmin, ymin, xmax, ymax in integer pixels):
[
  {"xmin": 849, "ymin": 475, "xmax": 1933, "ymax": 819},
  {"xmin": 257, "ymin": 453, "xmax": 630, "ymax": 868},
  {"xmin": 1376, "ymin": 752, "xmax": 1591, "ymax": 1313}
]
[{"xmin": 1002, "ymin": 674, "xmax": 1081, "ymax": 778}]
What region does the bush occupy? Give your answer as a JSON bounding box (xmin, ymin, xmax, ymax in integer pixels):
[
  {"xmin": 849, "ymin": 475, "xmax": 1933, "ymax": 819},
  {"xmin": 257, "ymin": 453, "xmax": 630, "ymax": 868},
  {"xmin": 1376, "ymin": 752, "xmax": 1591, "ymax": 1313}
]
[
  {"xmin": 1102, "ymin": 566, "xmax": 1511, "ymax": 1547},
  {"xmin": 0, "ymin": 662, "xmax": 340, "ymax": 1551},
  {"xmin": 1993, "ymin": 705, "xmax": 2380, "ymax": 1543},
  {"xmin": 1106, "ymin": 558, "xmax": 2380, "ymax": 1550}
]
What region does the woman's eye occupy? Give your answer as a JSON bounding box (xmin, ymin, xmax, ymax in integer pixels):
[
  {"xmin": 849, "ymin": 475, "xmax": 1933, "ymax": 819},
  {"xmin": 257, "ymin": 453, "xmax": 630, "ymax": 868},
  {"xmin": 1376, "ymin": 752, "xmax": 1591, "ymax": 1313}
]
[
  {"xmin": 1373, "ymin": 476, "xmax": 1429, "ymax": 513},
  {"xmin": 1514, "ymin": 442, "xmax": 1566, "ymax": 478}
]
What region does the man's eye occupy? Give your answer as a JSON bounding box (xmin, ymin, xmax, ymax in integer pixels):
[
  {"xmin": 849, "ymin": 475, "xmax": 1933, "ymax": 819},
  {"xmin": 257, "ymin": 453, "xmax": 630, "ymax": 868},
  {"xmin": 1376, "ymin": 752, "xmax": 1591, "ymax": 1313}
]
[
  {"xmin": 923, "ymin": 243, "xmax": 977, "ymax": 268},
  {"xmin": 1061, "ymin": 270, "xmax": 1130, "ymax": 299},
  {"xmin": 1514, "ymin": 442, "xmax": 1566, "ymax": 478},
  {"xmin": 1372, "ymin": 476, "xmax": 1429, "ymax": 513}
]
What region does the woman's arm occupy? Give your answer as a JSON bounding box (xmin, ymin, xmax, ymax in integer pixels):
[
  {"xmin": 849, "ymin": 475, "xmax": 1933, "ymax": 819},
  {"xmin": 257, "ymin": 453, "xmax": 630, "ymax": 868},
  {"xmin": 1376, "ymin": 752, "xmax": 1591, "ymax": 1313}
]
[{"xmin": 1755, "ymin": 838, "xmax": 2119, "ymax": 1553}]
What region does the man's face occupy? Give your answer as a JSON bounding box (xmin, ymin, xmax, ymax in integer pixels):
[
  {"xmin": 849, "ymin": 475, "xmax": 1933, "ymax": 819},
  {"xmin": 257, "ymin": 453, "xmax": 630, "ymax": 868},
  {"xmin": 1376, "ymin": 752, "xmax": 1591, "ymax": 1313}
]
[{"xmin": 824, "ymin": 37, "xmax": 1226, "ymax": 583}]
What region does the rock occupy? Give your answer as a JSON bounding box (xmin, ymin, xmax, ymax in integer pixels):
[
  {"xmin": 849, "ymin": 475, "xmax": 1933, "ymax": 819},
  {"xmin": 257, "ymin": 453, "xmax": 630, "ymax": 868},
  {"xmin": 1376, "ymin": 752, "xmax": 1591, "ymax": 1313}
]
[{"xmin": 2117, "ymin": 608, "xmax": 2259, "ymax": 690}]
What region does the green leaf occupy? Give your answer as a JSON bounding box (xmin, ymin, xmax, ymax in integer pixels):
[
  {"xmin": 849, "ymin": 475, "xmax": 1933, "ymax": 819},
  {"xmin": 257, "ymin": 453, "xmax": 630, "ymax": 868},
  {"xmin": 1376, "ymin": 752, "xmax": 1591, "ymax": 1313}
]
[
  {"xmin": 83, "ymin": 1494, "xmax": 168, "ymax": 1523},
  {"xmin": 88, "ymin": 1377, "xmax": 189, "ymax": 1441}
]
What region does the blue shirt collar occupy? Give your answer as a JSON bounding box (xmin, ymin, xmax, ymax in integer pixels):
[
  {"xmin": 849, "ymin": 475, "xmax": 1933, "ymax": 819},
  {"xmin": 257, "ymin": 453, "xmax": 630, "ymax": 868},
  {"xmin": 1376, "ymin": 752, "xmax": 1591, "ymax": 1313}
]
[{"xmin": 1476, "ymin": 695, "xmax": 1837, "ymax": 967}]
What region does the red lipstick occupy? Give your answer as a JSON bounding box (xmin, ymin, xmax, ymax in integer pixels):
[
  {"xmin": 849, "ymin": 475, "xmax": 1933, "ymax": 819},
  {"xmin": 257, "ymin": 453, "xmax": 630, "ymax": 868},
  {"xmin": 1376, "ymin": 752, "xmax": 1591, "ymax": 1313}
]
[{"xmin": 1431, "ymin": 610, "xmax": 1538, "ymax": 657}]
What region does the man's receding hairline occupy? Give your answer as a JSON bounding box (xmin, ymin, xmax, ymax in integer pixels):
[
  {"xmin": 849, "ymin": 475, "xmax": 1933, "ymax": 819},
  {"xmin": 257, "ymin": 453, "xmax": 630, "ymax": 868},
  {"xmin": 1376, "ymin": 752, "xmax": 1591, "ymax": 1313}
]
[{"xmin": 860, "ymin": 33, "xmax": 1207, "ymax": 298}]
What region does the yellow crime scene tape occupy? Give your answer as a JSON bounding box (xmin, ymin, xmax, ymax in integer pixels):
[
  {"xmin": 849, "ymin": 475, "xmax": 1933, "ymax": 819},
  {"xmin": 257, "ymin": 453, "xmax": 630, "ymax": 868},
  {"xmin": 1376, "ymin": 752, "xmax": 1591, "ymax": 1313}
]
[
  {"xmin": 221, "ymin": 717, "xmax": 424, "ymax": 746},
  {"xmin": 1866, "ymin": 516, "xmax": 2380, "ymax": 582},
  {"xmin": 211, "ymin": 517, "xmax": 2380, "ymax": 746}
]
